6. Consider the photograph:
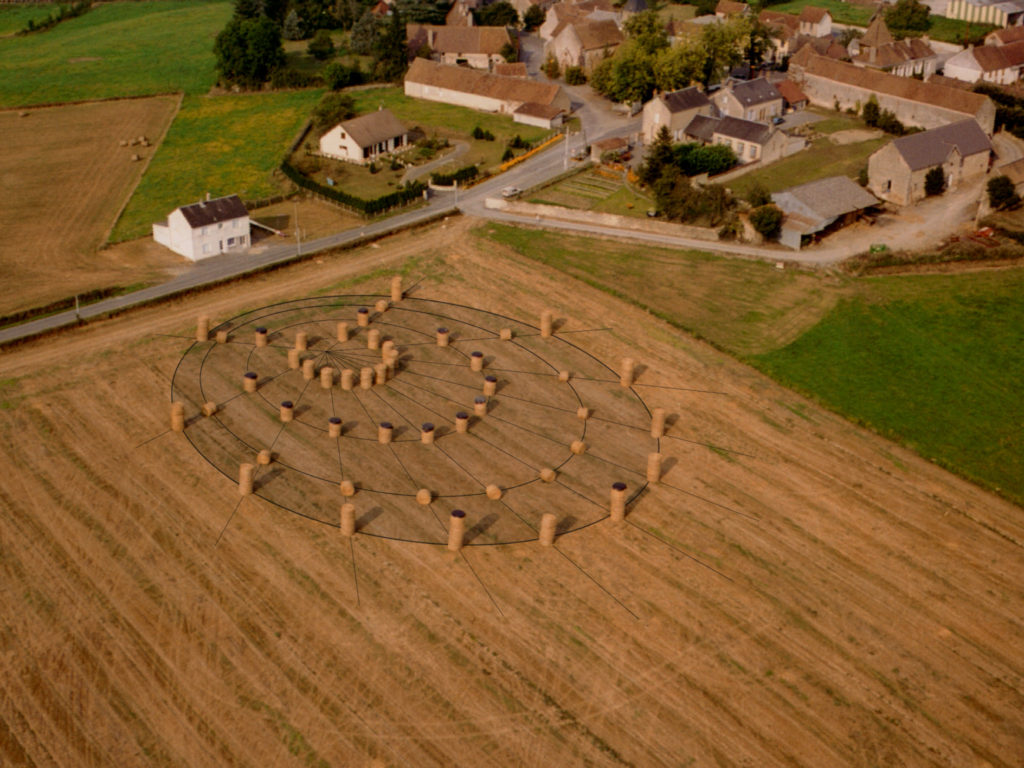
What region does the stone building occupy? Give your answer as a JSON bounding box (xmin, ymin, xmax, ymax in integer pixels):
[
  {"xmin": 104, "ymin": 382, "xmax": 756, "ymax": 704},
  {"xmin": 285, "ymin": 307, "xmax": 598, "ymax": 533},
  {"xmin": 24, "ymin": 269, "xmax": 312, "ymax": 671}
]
[{"xmin": 641, "ymin": 86, "xmax": 712, "ymax": 143}]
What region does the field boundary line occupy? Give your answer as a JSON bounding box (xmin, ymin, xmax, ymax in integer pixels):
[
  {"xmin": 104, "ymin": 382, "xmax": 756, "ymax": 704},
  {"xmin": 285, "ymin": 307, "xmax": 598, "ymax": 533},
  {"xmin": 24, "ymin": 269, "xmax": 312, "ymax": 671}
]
[
  {"xmin": 0, "ymin": 90, "xmax": 183, "ymax": 112},
  {"xmin": 101, "ymin": 91, "xmax": 184, "ymax": 248}
]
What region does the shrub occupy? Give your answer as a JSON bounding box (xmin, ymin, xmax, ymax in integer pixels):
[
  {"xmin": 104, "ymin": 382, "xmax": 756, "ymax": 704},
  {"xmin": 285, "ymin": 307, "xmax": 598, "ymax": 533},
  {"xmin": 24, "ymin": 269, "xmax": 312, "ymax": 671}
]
[
  {"xmin": 308, "ymin": 30, "xmax": 336, "ymax": 61},
  {"xmin": 431, "ymin": 165, "xmax": 479, "ymax": 185},
  {"xmin": 501, "ymin": 148, "xmax": 515, "ymax": 161},
  {"xmin": 746, "ymin": 182, "xmax": 772, "ymax": 208},
  {"xmin": 323, "ymin": 61, "xmax": 363, "ymax": 90},
  {"xmin": 280, "ymin": 160, "xmax": 425, "ymax": 215},
  {"xmin": 564, "ymin": 66, "xmax": 587, "ymax": 85},
  {"xmin": 750, "ymin": 204, "xmax": 783, "ymax": 240},
  {"xmin": 368, "ymin": 161, "xmax": 380, "ymax": 174},
  {"xmin": 312, "ymin": 92, "xmax": 355, "ymax": 131},
  {"xmin": 472, "ymin": 126, "xmax": 495, "ymax": 141},
  {"xmin": 543, "ymin": 54, "xmax": 561, "ymax": 80},
  {"xmin": 988, "ymin": 174, "xmax": 1021, "ymax": 210},
  {"xmin": 924, "ymin": 166, "xmax": 945, "ymax": 196},
  {"xmin": 270, "ymin": 69, "xmax": 321, "ymax": 88}
]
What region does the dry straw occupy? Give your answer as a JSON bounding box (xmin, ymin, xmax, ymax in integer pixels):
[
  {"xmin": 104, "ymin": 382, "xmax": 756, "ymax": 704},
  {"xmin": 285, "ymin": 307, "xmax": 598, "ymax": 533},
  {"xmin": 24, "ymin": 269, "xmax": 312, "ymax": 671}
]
[
  {"xmin": 357, "ymin": 307, "xmax": 370, "ymax": 327},
  {"xmin": 390, "ymin": 275, "xmax": 403, "ymax": 303},
  {"xmin": 254, "ymin": 327, "xmax": 268, "ymax": 347},
  {"xmin": 360, "ymin": 367, "xmax": 374, "ymax": 389},
  {"xmin": 340, "ymin": 369, "xmax": 354, "ymax": 390},
  {"xmin": 340, "ymin": 503, "xmax": 356, "ymax": 536},
  {"xmin": 238, "ymin": 463, "xmax": 254, "ymax": 496},
  {"xmin": 294, "ymin": 331, "xmax": 307, "ymax": 351},
  {"xmin": 288, "ymin": 349, "xmax": 300, "ymax": 370},
  {"xmin": 538, "ymin": 513, "xmax": 557, "ymax": 546},
  {"xmin": 377, "ymin": 421, "xmax": 393, "ymax": 444},
  {"xmin": 447, "ymin": 510, "xmax": 466, "ymax": 551},
  {"xmin": 328, "ymin": 416, "xmax": 343, "ymax": 438},
  {"xmin": 170, "ymin": 402, "xmax": 184, "ymax": 432},
  {"xmin": 320, "ymin": 366, "xmax": 334, "ymax": 389},
  {"xmin": 340, "ymin": 479, "xmax": 356, "ymax": 497},
  {"xmin": 215, "ymin": 329, "xmax": 229, "ymax": 344},
  {"xmin": 279, "ymin": 401, "xmax": 294, "ymax": 422},
  {"xmin": 421, "ymin": 422, "xmax": 435, "ymax": 444},
  {"xmin": 609, "ymin": 481, "xmax": 627, "ymax": 522},
  {"xmin": 436, "ymin": 327, "xmax": 449, "ymax": 347},
  {"xmin": 196, "ymin": 316, "xmax": 209, "ymax": 342},
  {"xmin": 257, "ymin": 449, "xmax": 272, "ymax": 466},
  {"xmin": 416, "ymin": 489, "xmax": 432, "ymax": 505},
  {"xmin": 540, "ymin": 310, "xmax": 553, "ymax": 339},
  {"xmin": 620, "ymin": 358, "xmax": 635, "ymax": 387},
  {"xmin": 647, "ymin": 452, "xmax": 662, "ymax": 482},
  {"xmin": 243, "ymin": 371, "xmax": 258, "ymax": 393},
  {"xmin": 650, "ymin": 408, "xmax": 666, "ymax": 439},
  {"xmin": 202, "ymin": 401, "xmax": 217, "ymax": 417},
  {"xmin": 336, "ymin": 322, "xmax": 349, "ymax": 342}
]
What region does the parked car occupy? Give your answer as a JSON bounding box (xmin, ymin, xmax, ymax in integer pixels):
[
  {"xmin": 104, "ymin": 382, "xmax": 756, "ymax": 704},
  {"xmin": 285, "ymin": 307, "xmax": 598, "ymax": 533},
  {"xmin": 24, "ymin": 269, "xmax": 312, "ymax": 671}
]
[{"xmin": 501, "ymin": 186, "xmax": 522, "ymax": 199}]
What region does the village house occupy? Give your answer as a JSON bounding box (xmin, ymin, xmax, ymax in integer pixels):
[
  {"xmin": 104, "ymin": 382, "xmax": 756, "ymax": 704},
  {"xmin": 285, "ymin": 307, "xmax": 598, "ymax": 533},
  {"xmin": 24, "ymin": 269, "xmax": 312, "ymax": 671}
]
[
  {"xmin": 445, "ymin": 0, "xmax": 476, "ymax": 26},
  {"xmin": 797, "ymin": 6, "xmax": 831, "ymax": 36},
  {"xmin": 539, "ymin": 0, "xmax": 619, "ymax": 41},
  {"xmin": 790, "ymin": 51, "xmax": 996, "ymax": 132},
  {"xmin": 685, "ymin": 114, "xmax": 792, "ymax": 164},
  {"xmin": 849, "ymin": 16, "xmax": 938, "ymax": 78},
  {"xmin": 318, "ymin": 108, "xmax": 408, "ymax": 165},
  {"xmin": 945, "ymin": 0, "xmax": 1024, "ymax": 28},
  {"xmin": 776, "ymin": 79, "xmax": 809, "ymax": 111},
  {"xmin": 641, "ymin": 86, "xmax": 712, "ymax": 142},
  {"xmin": 867, "ymin": 119, "xmax": 992, "ymax": 205},
  {"xmin": 771, "ymin": 176, "xmax": 878, "ymax": 249},
  {"xmin": 985, "ymin": 25, "xmax": 1024, "ymax": 44},
  {"xmin": 512, "ymin": 101, "xmax": 565, "ymax": 128},
  {"xmin": 152, "ymin": 194, "xmax": 250, "ymax": 261},
  {"xmin": 406, "ymin": 25, "xmax": 512, "ymax": 70},
  {"xmin": 545, "ymin": 18, "xmax": 624, "ymax": 72},
  {"xmin": 715, "ymin": 0, "xmax": 749, "ymax": 19},
  {"xmin": 943, "ymin": 40, "xmax": 1024, "ymax": 83},
  {"xmin": 404, "ymin": 57, "xmax": 571, "ymax": 115},
  {"xmin": 758, "ymin": 9, "xmax": 801, "ymax": 58},
  {"xmin": 494, "ymin": 62, "xmax": 528, "ymax": 77},
  {"xmin": 712, "ymin": 78, "xmax": 784, "ymax": 122}
]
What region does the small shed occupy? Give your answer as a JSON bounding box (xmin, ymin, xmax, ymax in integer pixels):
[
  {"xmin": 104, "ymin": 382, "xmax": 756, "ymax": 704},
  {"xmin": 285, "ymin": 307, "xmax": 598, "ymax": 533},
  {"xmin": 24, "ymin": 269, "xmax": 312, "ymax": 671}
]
[
  {"xmin": 513, "ymin": 101, "xmax": 564, "ymax": 128},
  {"xmin": 772, "ymin": 176, "xmax": 878, "ymax": 249},
  {"xmin": 591, "ymin": 136, "xmax": 629, "ymax": 163}
]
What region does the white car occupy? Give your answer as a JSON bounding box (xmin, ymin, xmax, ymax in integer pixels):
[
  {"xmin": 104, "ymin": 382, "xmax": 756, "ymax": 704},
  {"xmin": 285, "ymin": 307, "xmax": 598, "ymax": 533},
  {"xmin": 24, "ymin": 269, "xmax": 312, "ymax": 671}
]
[{"xmin": 501, "ymin": 186, "xmax": 522, "ymax": 198}]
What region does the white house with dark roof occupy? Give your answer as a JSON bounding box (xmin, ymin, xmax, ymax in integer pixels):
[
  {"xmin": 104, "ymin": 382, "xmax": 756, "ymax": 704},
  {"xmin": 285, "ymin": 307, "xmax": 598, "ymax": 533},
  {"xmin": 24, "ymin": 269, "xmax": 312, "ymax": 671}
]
[
  {"xmin": 152, "ymin": 194, "xmax": 250, "ymax": 261},
  {"xmin": 641, "ymin": 86, "xmax": 712, "ymax": 142},
  {"xmin": 404, "ymin": 57, "xmax": 570, "ymax": 115},
  {"xmin": 545, "ymin": 18, "xmax": 624, "ymax": 73},
  {"xmin": 867, "ymin": 119, "xmax": 992, "ymax": 205},
  {"xmin": 712, "ymin": 78, "xmax": 784, "ymax": 122},
  {"xmin": 319, "ymin": 108, "xmax": 408, "ymax": 165},
  {"xmin": 772, "ymin": 176, "xmax": 878, "ymax": 249},
  {"xmin": 406, "ymin": 24, "xmax": 512, "ymax": 70},
  {"xmin": 685, "ymin": 114, "xmax": 792, "ymax": 164},
  {"xmin": 943, "ymin": 40, "xmax": 1024, "ymax": 83},
  {"xmin": 797, "ymin": 6, "xmax": 831, "ymax": 36}
]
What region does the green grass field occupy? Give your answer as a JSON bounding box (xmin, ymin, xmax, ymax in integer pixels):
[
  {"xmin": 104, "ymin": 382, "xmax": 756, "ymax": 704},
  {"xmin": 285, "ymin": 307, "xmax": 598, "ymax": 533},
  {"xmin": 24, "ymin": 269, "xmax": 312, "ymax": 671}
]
[
  {"xmin": 112, "ymin": 90, "xmax": 321, "ymax": 241},
  {"xmin": 0, "ymin": 0, "xmax": 231, "ymax": 107},
  {"xmin": 477, "ymin": 223, "xmax": 1024, "ymax": 506},
  {"xmin": 0, "ymin": 3, "xmax": 58, "ymax": 36},
  {"xmin": 769, "ymin": 0, "xmax": 873, "ymax": 27}
]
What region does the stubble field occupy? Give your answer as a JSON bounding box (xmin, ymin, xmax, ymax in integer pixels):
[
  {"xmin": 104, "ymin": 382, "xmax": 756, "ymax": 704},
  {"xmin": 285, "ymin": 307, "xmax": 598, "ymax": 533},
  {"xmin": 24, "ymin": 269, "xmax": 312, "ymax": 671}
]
[
  {"xmin": 0, "ymin": 217, "xmax": 1022, "ymax": 767},
  {"xmin": 0, "ymin": 97, "xmax": 182, "ymax": 317}
]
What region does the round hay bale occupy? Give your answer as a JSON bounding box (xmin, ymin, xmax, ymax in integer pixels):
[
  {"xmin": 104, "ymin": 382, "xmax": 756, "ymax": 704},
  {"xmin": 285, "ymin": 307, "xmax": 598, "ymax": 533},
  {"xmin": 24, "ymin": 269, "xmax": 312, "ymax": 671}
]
[
  {"xmin": 238, "ymin": 463, "xmax": 254, "ymax": 496},
  {"xmin": 328, "ymin": 416, "xmax": 343, "ymax": 438},
  {"xmin": 390, "ymin": 275, "xmax": 403, "ymax": 302},
  {"xmin": 570, "ymin": 440, "xmax": 586, "ymax": 455},
  {"xmin": 340, "ymin": 369, "xmax": 354, "ymax": 391},
  {"xmin": 339, "ymin": 479, "xmax": 355, "ymax": 497},
  {"xmin": 416, "ymin": 488, "xmax": 432, "ymax": 505},
  {"xmin": 367, "ymin": 329, "xmax": 380, "ymax": 350},
  {"xmin": 540, "ymin": 310, "xmax": 553, "ymax": 338},
  {"xmin": 196, "ymin": 316, "xmax": 209, "ymax": 342},
  {"xmin": 359, "ymin": 367, "xmax": 374, "ymax": 390},
  {"xmin": 609, "ymin": 481, "xmax": 627, "ymax": 522},
  {"xmin": 650, "ymin": 408, "xmax": 666, "ymax": 439},
  {"xmin": 499, "ymin": 327, "xmax": 513, "ymax": 340},
  {"xmin": 421, "ymin": 422, "xmax": 435, "ymax": 444},
  {"xmin": 485, "ymin": 484, "xmax": 502, "ymax": 500},
  {"xmin": 377, "ymin": 421, "xmax": 393, "ymax": 444},
  {"xmin": 302, "ymin": 359, "xmax": 315, "ymax": 381},
  {"xmin": 646, "ymin": 452, "xmax": 662, "ymax": 483},
  {"xmin": 257, "ymin": 449, "xmax": 272, "ymax": 466},
  {"xmin": 436, "ymin": 327, "xmax": 449, "ymax": 347},
  {"xmin": 336, "ymin": 322, "xmax": 349, "ymax": 342},
  {"xmin": 294, "ymin": 331, "xmax": 307, "ymax": 351},
  {"xmin": 455, "ymin": 411, "xmax": 469, "ymax": 433},
  {"xmin": 279, "ymin": 400, "xmax": 294, "ymax": 422},
  {"xmin": 576, "ymin": 406, "xmax": 589, "ymax": 420},
  {"xmin": 539, "ymin": 467, "xmax": 556, "ymax": 483},
  {"xmin": 447, "ymin": 510, "xmax": 466, "ymax": 551},
  {"xmin": 470, "ymin": 351, "xmax": 484, "ymax": 372},
  {"xmin": 538, "ymin": 513, "xmax": 557, "ymax": 546},
  {"xmin": 170, "ymin": 402, "xmax": 185, "ymax": 432},
  {"xmin": 202, "ymin": 401, "xmax": 217, "ymax": 417},
  {"xmin": 254, "ymin": 327, "xmax": 268, "ymax": 347},
  {"xmin": 320, "ymin": 366, "xmax": 334, "ymax": 389},
  {"xmin": 357, "ymin": 307, "xmax": 370, "ymax": 327},
  {"xmin": 288, "ymin": 349, "xmax": 300, "ymax": 370},
  {"xmin": 340, "ymin": 503, "xmax": 356, "ymax": 536},
  {"xmin": 483, "ymin": 375, "xmax": 497, "ymax": 396},
  {"xmin": 473, "ymin": 396, "xmax": 487, "ymax": 417},
  {"xmin": 215, "ymin": 329, "xmax": 229, "ymax": 344},
  {"xmin": 243, "ymin": 371, "xmax": 258, "ymax": 393},
  {"xmin": 620, "ymin": 357, "xmax": 635, "ymax": 387}
]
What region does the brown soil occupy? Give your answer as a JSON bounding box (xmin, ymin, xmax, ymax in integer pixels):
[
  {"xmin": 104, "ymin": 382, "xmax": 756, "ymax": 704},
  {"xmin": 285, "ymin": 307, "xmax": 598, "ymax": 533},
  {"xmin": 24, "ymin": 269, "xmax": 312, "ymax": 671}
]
[
  {"xmin": 0, "ymin": 216, "xmax": 1022, "ymax": 767},
  {"xmin": 0, "ymin": 97, "xmax": 181, "ymax": 317}
]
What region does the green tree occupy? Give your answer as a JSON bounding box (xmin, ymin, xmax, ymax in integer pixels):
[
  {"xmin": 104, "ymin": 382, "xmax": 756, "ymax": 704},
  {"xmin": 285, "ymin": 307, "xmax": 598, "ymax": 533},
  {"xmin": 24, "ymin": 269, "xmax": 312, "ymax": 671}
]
[
  {"xmin": 750, "ymin": 204, "xmax": 783, "ymax": 240},
  {"xmin": 283, "ymin": 9, "xmax": 304, "ymax": 39},
  {"xmin": 396, "ymin": 0, "xmax": 450, "ymax": 24},
  {"xmin": 542, "ymin": 53, "xmax": 561, "ymax": 79},
  {"xmin": 746, "ymin": 182, "xmax": 771, "ymax": 208},
  {"xmin": 214, "ymin": 15, "xmax": 285, "ymax": 86},
  {"xmin": 884, "ymin": 0, "xmax": 930, "ymax": 35},
  {"xmin": 312, "ymin": 91, "xmax": 356, "ymax": 130},
  {"xmin": 639, "ymin": 125, "xmax": 675, "ymax": 186},
  {"xmin": 862, "ymin": 96, "xmax": 880, "ymax": 127},
  {"xmin": 624, "ymin": 10, "xmax": 668, "ymax": 54},
  {"xmin": 323, "ymin": 60, "xmax": 363, "ymax": 88},
  {"xmin": 374, "ymin": 9, "xmax": 408, "ymax": 81},
  {"xmin": 564, "ymin": 65, "xmax": 586, "ymax": 84},
  {"xmin": 500, "ymin": 41, "xmax": 518, "ymax": 62},
  {"xmin": 924, "ymin": 166, "xmax": 946, "ymax": 196},
  {"xmin": 350, "ymin": 10, "xmax": 380, "ymax": 55},
  {"xmin": 477, "ymin": 1, "xmax": 518, "ymax": 26},
  {"xmin": 589, "ymin": 40, "xmax": 655, "ymax": 102},
  {"xmin": 987, "ymin": 175, "xmax": 1021, "ymax": 210},
  {"xmin": 307, "ymin": 28, "xmax": 336, "ymax": 60},
  {"xmin": 700, "ymin": 16, "xmax": 749, "ymax": 85},
  {"xmin": 653, "ymin": 40, "xmax": 705, "ymax": 92},
  {"xmin": 523, "ymin": 3, "xmax": 545, "ymax": 30}
]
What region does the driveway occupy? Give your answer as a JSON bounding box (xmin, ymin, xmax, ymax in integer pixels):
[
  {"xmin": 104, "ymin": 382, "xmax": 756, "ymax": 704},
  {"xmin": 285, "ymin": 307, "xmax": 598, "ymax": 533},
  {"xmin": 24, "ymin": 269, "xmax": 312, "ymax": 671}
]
[{"xmin": 400, "ymin": 140, "xmax": 470, "ymax": 184}]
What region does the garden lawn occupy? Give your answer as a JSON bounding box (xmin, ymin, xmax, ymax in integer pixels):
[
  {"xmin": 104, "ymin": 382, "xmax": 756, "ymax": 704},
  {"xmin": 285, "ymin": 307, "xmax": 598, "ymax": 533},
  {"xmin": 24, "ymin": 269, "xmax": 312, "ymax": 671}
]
[
  {"xmin": 477, "ymin": 222, "xmax": 1024, "ymax": 507},
  {"xmin": 0, "ymin": 3, "xmax": 58, "ymax": 36},
  {"xmin": 769, "ymin": 0, "xmax": 872, "ymax": 26},
  {"xmin": 348, "ymin": 86, "xmax": 551, "ymax": 172},
  {"xmin": 0, "ymin": 0, "xmax": 231, "ymax": 107},
  {"xmin": 729, "ymin": 135, "xmax": 886, "ymax": 197},
  {"xmin": 925, "ymin": 15, "xmax": 996, "ymax": 44},
  {"xmin": 112, "ymin": 90, "xmax": 321, "ymax": 241}
]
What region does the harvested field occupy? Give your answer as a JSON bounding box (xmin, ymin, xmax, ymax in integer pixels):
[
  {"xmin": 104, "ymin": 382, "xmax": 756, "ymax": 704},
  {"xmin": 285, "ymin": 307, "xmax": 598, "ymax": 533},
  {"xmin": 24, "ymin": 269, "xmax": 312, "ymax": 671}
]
[
  {"xmin": 0, "ymin": 96, "xmax": 182, "ymax": 318},
  {"xmin": 1, "ymin": 217, "xmax": 1022, "ymax": 767}
]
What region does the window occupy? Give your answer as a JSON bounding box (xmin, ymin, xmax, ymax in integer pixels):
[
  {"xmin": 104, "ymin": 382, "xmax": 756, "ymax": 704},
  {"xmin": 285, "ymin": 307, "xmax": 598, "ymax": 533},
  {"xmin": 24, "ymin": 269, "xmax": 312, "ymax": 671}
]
[
  {"xmin": 227, "ymin": 237, "xmax": 236, "ymax": 246},
  {"xmin": 736, "ymin": 142, "xmax": 745, "ymax": 155},
  {"xmin": 749, "ymin": 144, "xmax": 757, "ymax": 159}
]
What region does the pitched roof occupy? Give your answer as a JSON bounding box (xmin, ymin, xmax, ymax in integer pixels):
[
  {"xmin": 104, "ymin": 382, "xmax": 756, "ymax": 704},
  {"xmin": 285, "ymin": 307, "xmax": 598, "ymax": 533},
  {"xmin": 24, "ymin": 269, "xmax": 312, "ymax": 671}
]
[
  {"xmin": 407, "ymin": 25, "xmax": 511, "ymax": 55},
  {"xmin": 569, "ymin": 18, "xmax": 624, "ymax": 50},
  {"xmin": 338, "ymin": 109, "xmax": 407, "ymax": 149},
  {"xmin": 659, "ymin": 85, "xmax": 710, "ymax": 113},
  {"xmin": 715, "ymin": 0, "xmax": 748, "ymax": 15},
  {"xmin": 406, "ymin": 58, "xmax": 564, "ymax": 106},
  {"xmin": 802, "ymin": 54, "xmax": 991, "ymax": 116},
  {"xmin": 513, "ymin": 101, "xmax": 563, "ymax": 118},
  {"xmin": 890, "ymin": 119, "xmax": 991, "ymax": 171},
  {"xmin": 855, "ymin": 36, "xmax": 936, "ymax": 69},
  {"xmin": 684, "ymin": 114, "xmax": 719, "ymax": 142},
  {"xmin": 178, "ymin": 195, "xmax": 248, "ymax": 228},
  {"xmin": 861, "ymin": 15, "xmax": 894, "ymax": 48},
  {"xmin": 495, "ymin": 62, "xmax": 529, "ymax": 77},
  {"xmin": 987, "ymin": 25, "xmax": 1024, "ymax": 44},
  {"xmin": 798, "ymin": 6, "xmax": 829, "ymax": 23},
  {"xmin": 996, "ymin": 156, "xmax": 1024, "ymax": 184},
  {"xmin": 726, "ymin": 78, "xmax": 782, "ymax": 107},
  {"xmin": 714, "ymin": 115, "xmax": 772, "ymax": 143},
  {"xmin": 622, "ymin": 0, "xmax": 647, "ymax": 11},
  {"xmin": 759, "ymin": 9, "xmax": 800, "ymax": 35},
  {"xmin": 772, "ymin": 176, "xmax": 877, "ymax": 232},
  {"xmin": 776, "ymin": 79, "xmax": 808, "ymax": 104},
  {"xmin": 969, "ymin": 40, "xmax": 1024, "ymax": 71}
]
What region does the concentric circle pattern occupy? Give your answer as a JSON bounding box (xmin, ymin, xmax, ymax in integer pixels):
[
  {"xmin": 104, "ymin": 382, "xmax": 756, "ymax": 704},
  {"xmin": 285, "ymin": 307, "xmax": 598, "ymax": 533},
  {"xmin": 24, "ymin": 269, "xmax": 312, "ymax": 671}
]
[{"xmin": 171, "ymin": 295, "xmax": 658, "ymax": 544}]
